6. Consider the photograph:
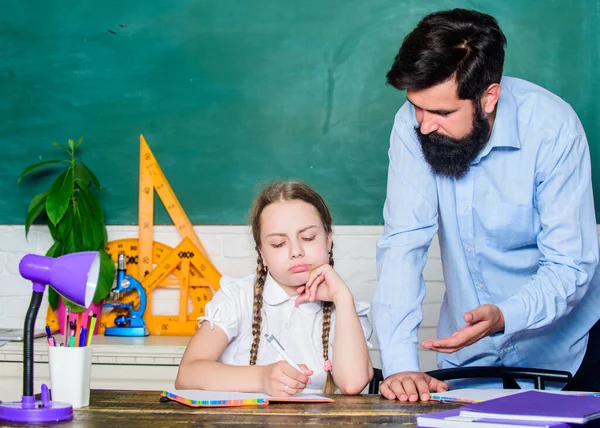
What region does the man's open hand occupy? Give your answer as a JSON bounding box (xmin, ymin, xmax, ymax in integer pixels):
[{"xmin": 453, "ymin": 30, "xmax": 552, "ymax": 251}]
[{"xmin": 421, "ymin": 304, "xmax": 505, "ymax": 353}]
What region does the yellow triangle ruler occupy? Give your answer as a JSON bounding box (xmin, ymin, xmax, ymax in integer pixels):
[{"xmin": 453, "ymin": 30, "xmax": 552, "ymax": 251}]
[{"xmin": 138, "ymin": 134, "xmax": 209, "ymax": 279}]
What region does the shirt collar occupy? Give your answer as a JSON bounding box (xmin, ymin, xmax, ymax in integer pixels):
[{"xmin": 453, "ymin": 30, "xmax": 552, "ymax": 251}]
[
  {"xmin": 474, "ymin": 77, "xmax": 521, "ymax": 163},
  {"xmin": 263, "ymin": 273, "xmax": 323, "ymax": 315}
]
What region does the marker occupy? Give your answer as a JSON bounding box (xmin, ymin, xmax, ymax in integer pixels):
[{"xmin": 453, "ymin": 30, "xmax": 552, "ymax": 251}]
[
  {"xmin": 45, "ymin": 325, "xmax": 54, "ymax": 347},
  {"xmin": 69, "ymin": 319, "xmax": 76, "ymax": 348},
  {"xmin": 264, "ymin": 334, "xmax": 303, "ymax": 373},
  {"xmin": 87, "ymin": 314, "xmax": 97, "ymax": 346},
  {"xmin": 79, "ymin": 328, "xmax": 87, "ymax": 347}
]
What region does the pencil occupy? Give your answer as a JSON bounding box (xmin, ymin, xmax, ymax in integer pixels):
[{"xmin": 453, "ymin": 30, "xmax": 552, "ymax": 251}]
[
  {"xmin": 64, "ymin": 306, "xmax": 71, "ymax": 346},
  {"xmin": 74, "ymin": 312, "xmax": 82, "ymax": 347},
  {"xmin": 87, "ymin": 314, "xmax": 97, "ymax": 346}
]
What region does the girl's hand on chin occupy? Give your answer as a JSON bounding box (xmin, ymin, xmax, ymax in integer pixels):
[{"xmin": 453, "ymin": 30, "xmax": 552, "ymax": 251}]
[{"xmin": 295, "ymin": 264, "xmax": 351, "ymax": 305}]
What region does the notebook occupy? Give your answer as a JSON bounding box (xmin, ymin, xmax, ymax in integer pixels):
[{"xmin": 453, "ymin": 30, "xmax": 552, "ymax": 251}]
[
  {"xmin": 417, "ymin": 409, "xmax": 573, "ymax": 427},
  {"xmin": 430, "ymin": 388, "xmax": 600, "ymax": 404},
  {"xmin": 429, "ymin": 389, "xmax": 526, "ymax": 404},
  {"xmin": 161, "ymin": 389, "xmax": 335, "ymax": 408},
  {"xmin": 459, "ymin": 390, "xmax": 600, "ymax": 424}
]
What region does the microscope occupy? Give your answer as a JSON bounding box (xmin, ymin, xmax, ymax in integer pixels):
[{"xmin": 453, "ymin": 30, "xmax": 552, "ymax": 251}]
[{"xmin": 103, "ymin": 253, "xmax": 150, "ymax": 337}]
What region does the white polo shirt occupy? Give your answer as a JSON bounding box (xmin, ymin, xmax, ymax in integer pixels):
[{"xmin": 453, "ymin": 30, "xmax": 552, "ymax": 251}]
[{"xmin": 199, "ymin": 273, "xmax": 373, "ymax": 393}]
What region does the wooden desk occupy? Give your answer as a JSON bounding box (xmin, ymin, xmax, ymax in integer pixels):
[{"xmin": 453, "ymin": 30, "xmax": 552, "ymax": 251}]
[{"xmin": 24, "ymin": 390, "xmax": 458, "ymax": 427}]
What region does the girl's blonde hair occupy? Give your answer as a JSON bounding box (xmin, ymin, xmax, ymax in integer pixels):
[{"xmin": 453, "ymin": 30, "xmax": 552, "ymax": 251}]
[{"xmin": 248, "ymin": 181, "xmax": 335, "ymax": 394}]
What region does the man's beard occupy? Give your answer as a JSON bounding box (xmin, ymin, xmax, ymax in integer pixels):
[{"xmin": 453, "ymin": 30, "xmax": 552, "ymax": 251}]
[{"xmin": 415, "ymin": 103, "xmax": 491, "ymax": 179}]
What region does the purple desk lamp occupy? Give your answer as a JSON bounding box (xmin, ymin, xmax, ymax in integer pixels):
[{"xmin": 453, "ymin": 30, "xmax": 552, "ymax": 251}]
[{"xmin": 0, "ymin": 251, "xmax": 100, "ymax": 423}]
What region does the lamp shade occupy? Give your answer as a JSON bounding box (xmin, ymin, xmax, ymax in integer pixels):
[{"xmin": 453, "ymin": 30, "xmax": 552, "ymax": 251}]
[{"xmin": 19, "ymin": 251, "xmax": 101, "ymax": 308}]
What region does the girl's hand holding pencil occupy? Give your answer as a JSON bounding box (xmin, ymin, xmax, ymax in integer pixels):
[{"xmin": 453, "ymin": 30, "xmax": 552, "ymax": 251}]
[{"xmin": 261, "ymin": 360, "xmax": 313, "ymax": 397}]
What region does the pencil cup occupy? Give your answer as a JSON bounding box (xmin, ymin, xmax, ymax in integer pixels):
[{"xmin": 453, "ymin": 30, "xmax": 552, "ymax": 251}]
[{"xmin": 48, "ymin": 346, "xmax": 93, "ymax": 408}]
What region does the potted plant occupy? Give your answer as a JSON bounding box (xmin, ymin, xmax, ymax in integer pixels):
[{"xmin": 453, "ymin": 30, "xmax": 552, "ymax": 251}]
[{"xmin": 18, "ymin": 137, "xmax": 115, "ymax": 326}]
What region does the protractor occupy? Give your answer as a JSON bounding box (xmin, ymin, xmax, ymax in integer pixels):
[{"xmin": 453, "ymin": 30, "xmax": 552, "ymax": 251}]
[{"xmin": 102, "ymin": 238, "xmax": 215, "ymax": 334}]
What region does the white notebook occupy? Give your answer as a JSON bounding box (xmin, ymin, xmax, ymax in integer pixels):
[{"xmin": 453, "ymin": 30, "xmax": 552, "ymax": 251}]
[{"xmin": 162, "ymin": 389, "xmax": 334, "ymax": 407}]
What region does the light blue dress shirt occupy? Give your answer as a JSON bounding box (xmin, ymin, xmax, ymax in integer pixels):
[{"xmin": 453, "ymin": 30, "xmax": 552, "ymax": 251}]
[{"xmin": 374, "ymin": 77, "xmax": 600, "ymax": 381}]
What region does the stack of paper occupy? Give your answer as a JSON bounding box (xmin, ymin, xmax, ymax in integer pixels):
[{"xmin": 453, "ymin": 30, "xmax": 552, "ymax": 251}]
[
  {"xmin": 429, "ymin": 389, "xmax": 527, "ymax": 404},
  {"xmin": 429, "ymin": 389, "xmax": 600, "ymax": 404},
  {"xmin": 418, "ymin": 390, "xmax": 600, "ymax": 427},
  {"xmin": 417, "ymin": 409, "xmax": 573, "ymax": 427}
]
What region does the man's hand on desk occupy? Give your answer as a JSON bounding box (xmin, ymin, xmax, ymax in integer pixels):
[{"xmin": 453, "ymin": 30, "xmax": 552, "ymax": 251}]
[
  {"xmin": 379, "ymin": 372, "xmax": 448, "ymax": 401},
  {"xmin": 420, "ymin": 303, "xmax": 505, "ymax": 353}
]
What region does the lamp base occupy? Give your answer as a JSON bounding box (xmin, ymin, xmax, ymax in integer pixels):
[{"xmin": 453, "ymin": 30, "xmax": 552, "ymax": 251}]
[{"xmin": 0, "ymin": 391, "xmax": 73, "ymax": 423}]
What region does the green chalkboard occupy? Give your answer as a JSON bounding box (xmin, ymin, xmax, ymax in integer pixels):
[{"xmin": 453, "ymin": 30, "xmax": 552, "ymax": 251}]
[{"xmin": 2, "ymin": 0, "xmax": 599, "ymax": 225}]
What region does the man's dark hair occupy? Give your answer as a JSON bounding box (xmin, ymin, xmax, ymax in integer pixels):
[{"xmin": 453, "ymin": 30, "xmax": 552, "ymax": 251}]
[{"xmin": 387, "ymin": 9, "xmax": 507, "ymax": 100}]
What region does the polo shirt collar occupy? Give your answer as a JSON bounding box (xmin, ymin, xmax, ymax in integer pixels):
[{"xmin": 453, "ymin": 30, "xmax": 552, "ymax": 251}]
[{"xmin": 263, "ymin": 273, "xmax": 323, "ymax": 315}]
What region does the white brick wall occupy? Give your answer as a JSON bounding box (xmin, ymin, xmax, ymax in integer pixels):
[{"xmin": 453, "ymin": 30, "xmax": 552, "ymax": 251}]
[{"xmin": 0, "ymin": 224, "xmax": 443, "ymax": 371}]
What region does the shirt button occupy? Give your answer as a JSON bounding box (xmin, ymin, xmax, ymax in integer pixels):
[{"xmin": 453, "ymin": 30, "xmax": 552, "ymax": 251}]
[
  {"xmin": 477, "ymin": 283, "xmax": 484, "ymax": 289},
  {"xmin": 285, "ymin": 323, "xmax": 289, "ymax": 329},
  {"xmin": 461, "ymin": 206, "xmax": 468, "ymax": 213},
  {"xmin": 466, "ymin": 246, "xmax": 472, "ymax": 253}
]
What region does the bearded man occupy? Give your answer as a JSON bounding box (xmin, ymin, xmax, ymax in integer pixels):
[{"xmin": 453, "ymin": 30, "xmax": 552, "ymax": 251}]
[{"xmin": 374, "ymin": 8, "xmax": 600, "ymax": 401}]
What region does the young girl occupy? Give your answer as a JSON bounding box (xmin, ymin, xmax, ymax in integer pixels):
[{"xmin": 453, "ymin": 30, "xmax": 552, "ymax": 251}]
[{"xmin": 176, "ymin": 181, "xmax": 373, "ymax": 395}]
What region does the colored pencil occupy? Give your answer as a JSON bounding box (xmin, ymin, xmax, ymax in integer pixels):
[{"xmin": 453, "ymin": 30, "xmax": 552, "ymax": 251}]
[
  {"xmin": 87, "ymin": 314, "xmax": 97, "ymax": 346},
  {"xmin": 74, "ymin": 312, "xmax": 82, "ymax": 347}
]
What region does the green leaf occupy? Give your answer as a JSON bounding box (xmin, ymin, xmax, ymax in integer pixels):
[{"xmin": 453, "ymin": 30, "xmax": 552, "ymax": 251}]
[
  {"xmin": 48, "ymin": 288, "xmax": 60, "ymax": 311},
  {"xmin": 25, "ymin": 191, "xmax": 48, "ymax": 237},
  {"xmin": 55, "ymin": 205, "xmax": 73, "ymax": 238},
  {"xmin": 80, "ymin": 185, "xmax": 104, "ymax": 223},
  {"xmin": 78, "ymin": 187, "xmax": 108, "ymax": 246},
  {"xmin": 48, "ymin": 220, "xmax": 61, "ymax": 242},
  {"xmin": 75, "ymin": 136, "xmax": 83, "ymax": 149},
  {"xmin": 90, "ymin": 221, "xmax": 104, "ymax": 248},
  {"xmin": 18, "ymin": 160, "xmax": 64, "ymax": 183},
  {"xmin": 55, "ymin": 209, "xmax": 77, "ymax": 254},
  {"xmin": 94, "ymin": 249, "xmax": 116, "ymax": 304},
  {"xmin": 68, "ymin": 139, "xmax": 75, "ymax": 151},
  {"xmin": 79, "ymin": 162, "xmax": 102, "ymax": 191},
  {"xmin": 77, "ymin": 191, "xmax": 102, "ymax": 249},
  {"xmin": 101, "ymin": 225, "xmax": 108, "ymax": 246},
  {"xmin": 64, "ymin": 228, "xmax": 77, "ymax": 254},
  {"xmin": 78, "ymin": 185, "xmax": 95, "ymax": 214},
  {"xmin": 46, "ymin": 168, "xmax": 74, "ymax": 226},
  {"xmin": 28, "ymin": 191, "xmax": 49, "ymax": 214},
  {"xmin": 62, "ymin": 297, "xmax": 85, "ymax": 313},
  {"xmin": 52, "ymin": 142, "xmax": 70, "ymax": 155},
  {"xmin": 71, "ymin": 206, "xmax": 85, "ymax": 250},
  {"xmin": 81, "ymin": 218, "xmax": 97, "ymax": 250},
  {"xmin": 45, "ymin": 241, "xmax": 64, "ymax": 258},
  {"xmin": 74, "ymin": 164, "xmax": 91, "ymax": 186}
]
